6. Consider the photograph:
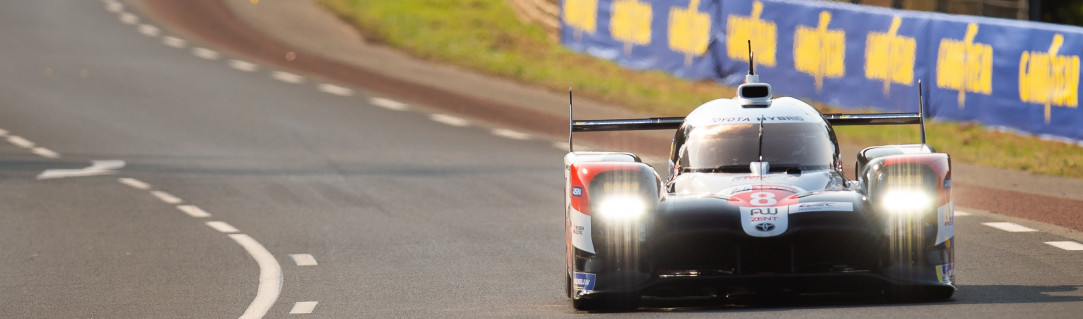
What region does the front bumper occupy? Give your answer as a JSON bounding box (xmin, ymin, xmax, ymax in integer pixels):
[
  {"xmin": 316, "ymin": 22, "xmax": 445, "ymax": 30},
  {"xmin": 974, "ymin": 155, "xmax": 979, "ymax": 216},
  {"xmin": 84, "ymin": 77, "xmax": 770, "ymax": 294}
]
[{"xmin": 575, "ymin": 214, "xmax": 954, "ymax": 300}]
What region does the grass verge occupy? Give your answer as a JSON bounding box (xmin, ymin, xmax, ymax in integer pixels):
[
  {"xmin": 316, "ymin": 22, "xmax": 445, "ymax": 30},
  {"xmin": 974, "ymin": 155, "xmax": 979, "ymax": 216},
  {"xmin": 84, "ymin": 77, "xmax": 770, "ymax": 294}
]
[{"xmin": 318, "ymin": 0, "xmax": 1082, "ymax": 179}]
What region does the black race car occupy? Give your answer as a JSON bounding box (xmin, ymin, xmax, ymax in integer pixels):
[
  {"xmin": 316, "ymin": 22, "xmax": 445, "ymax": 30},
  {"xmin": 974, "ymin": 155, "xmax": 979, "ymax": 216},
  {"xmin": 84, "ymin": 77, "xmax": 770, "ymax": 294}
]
[{"xmin": 563, "ymin": 68, "xmax": 955, "ymax": 311}]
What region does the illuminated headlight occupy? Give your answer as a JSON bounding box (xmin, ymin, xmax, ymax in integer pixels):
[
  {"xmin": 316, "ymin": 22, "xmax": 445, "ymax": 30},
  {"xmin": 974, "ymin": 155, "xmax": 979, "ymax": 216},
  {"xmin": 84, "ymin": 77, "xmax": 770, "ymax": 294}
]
[
  {"xmin": 595, "ymin": 196, "xmax": 647, "ymax": 220},
  {"xmin": 880, "ymin": 190, "xmax": 932, "ymax": 213}
]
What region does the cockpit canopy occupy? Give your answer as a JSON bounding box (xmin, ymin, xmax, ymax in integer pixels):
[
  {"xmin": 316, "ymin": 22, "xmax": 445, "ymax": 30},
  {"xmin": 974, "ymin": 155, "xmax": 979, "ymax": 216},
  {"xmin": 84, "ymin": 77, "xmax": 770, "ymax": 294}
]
[{"xmin": 670, "ymin": 97, "xmax": 839, "ymax": 174}]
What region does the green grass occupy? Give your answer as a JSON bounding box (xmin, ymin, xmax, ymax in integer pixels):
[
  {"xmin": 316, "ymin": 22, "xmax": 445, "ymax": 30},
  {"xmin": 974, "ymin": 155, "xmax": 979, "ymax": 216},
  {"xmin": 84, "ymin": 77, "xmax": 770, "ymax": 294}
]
[
  {"xmin": 319, "ymin": 0, "xmax": 1083, "ymax": 179},
  {"xmin": 835, "ymin": 123, "xmax": 1082, "ymax": 177},
  {"xmin": 318, "ymin": 0, "xmax": 726, "ymax": 115}
]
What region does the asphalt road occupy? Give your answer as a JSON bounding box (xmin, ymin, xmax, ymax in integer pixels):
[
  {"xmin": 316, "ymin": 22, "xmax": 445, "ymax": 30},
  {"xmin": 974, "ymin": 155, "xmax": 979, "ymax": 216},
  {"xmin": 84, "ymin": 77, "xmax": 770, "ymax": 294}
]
[{"xmin": 0, "ymin": 0, "xmax": 1081, "ymax": 318}]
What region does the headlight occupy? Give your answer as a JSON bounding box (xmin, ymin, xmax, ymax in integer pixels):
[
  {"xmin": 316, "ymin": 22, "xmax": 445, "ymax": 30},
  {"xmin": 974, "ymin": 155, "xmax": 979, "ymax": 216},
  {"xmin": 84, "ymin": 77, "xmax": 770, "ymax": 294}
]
[
  {"xmin": 595, "ymin": 196, "xmax": 647, "ymax": 220},
  {"xmin": 880, "ymin": 190, "xmax": 932, "ymax": 213}
]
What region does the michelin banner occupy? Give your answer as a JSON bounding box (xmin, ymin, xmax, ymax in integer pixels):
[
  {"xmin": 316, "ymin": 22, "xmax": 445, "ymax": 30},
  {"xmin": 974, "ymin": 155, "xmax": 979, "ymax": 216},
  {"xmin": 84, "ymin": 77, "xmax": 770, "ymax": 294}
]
[{"xmin": 560, "ymin": 0, "xmax": 1083, "ymax": 143}]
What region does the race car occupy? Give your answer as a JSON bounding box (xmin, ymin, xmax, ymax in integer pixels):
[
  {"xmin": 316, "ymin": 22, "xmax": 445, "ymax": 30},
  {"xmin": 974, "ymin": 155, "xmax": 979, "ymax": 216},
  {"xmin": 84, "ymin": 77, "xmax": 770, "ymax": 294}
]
[{"xmin": 563, "ymin": 65, "xmax": 955, "ymax": 310}]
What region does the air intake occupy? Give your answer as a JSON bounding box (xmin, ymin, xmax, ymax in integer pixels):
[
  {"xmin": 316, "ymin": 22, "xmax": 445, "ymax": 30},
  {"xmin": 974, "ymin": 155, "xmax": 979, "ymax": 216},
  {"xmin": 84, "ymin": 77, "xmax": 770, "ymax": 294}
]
[{"xmin": 737, "ymin": 82, "xmax": 772, "ymax": 107}]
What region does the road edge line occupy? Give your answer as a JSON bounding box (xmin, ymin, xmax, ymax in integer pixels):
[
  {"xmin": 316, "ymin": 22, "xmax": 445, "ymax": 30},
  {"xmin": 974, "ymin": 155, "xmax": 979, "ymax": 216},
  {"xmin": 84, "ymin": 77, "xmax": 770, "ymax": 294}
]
[{"xmin": 229, "ymin": 234, "xmax": 283, "ymax": 319}]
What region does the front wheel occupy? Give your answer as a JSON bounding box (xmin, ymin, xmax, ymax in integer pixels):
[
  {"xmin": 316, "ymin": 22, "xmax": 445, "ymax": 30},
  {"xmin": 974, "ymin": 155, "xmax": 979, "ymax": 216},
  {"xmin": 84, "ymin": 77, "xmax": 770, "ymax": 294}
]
[
  {"xmin": 565, "ymin": 272, "xmax": 571, "ymax": 298},
  {"xmin": 572, "ymin": 293, "xmax": 639, "ymax": 312},
  {"xmin": 887, "ymin": 285, "xmax": 955, "ymax": 302}
]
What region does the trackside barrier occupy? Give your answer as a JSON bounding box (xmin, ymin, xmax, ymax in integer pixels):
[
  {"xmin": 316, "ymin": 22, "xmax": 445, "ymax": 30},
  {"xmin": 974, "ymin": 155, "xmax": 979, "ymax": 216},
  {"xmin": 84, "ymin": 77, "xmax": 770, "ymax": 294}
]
[{"xmin": 560, "ymin": 0, "xmax": 1083, "ymax": 143}]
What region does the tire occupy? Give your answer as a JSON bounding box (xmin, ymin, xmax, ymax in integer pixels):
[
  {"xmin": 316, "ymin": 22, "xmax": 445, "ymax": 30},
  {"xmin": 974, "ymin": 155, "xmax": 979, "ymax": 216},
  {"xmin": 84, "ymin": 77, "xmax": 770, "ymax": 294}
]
[
  {"xmin": 565, "ymin": 272, "xmax": 571, "ymax": 298},
  {"xmin": 572, "ymin": 293, "xmax": 638, "ymax": 312},
  {"xmin": 887, "ymin": 285, "xmax": 955, "ymax": 302}
]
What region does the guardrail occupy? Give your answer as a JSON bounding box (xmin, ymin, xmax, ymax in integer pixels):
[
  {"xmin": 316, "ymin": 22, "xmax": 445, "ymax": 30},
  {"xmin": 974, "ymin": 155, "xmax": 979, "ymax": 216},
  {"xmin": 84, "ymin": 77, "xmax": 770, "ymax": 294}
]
[{"xmin": 559, "ymin": 0, "xmax": 1083, "ymax": 144}]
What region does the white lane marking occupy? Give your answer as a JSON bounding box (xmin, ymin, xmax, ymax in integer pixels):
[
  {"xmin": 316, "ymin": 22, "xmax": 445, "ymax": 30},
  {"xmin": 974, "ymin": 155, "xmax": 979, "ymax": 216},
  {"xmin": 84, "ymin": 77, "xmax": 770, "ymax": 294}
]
[
  {"xmin": 118, "ymin": 177, "xmax": 151, "ymax": 190},
  {"xmin": 207, "ymin": 221, "xmax": 239, "ymax": 233},
  {"xmin": 317, "ymin": 84, "xmax": 354, "ymax": 96},
  {"xmin": 1045, "ymin": 241, "xmax": 1083, "ymax": 251},
  {"xmin": 137, "ymin": 24, "xmax": 160, "ymax": 37},
  {"xmin": 983, "ymin": 222, "xmax": 1038, "ymax": 233},
  {"xmin": 552, "ymin": 141, "xmax": 568, "ymax": 151},
  {"xmin": 38, "ymin": 160, "xmax": 125, "ymax": 180},
  {"xmin": 289, "ymin": 301, "xmax": 319, "ymax": 314},
  {"xmin": 271, "ymin": 71, "xmax": 305, "ymax": 84},
  {"xmin": 288, "ymin": 254, "xmax": 318, "ymax": 266},
  {"xmin": 105, "ymin": 1, "xmax": 123, "ymax": 13},
  {"xmin": 230, "ymin": 234, "xmax": 283, "ymax": 319},
  {"xmin": 31, "ymin": 147, "xmax": 60, "ymax": 158},
  {"xmin": 229, "ymin": 59, "xmax": 259, "ymax": 72},
  {"xmin": 119, "ymin": 12, "xmax": 139, "ymax": 25},
  {"xmin": 7, "ymin": 136, "xmax": 35, "ymax": 148},
  {"xmin": 192, "ymin": 47, "xmax": 221, "ymax": 60},
  {"xmin": 955, "ymin": 211, "xmax": 972, "ymax": 216},
  {"xmin": 151, "ymin": 190, "xmax": 183, "ymax": 204},
  {"xmin": 162, "ymin": 36, "xmax": 187, "ymax": 48},
  {"xmin": 177, "ymin": 205, "xmax": 212, "ymax": 218},
  {"xmin": 492, "ymin": 128, "xmax": 532, "ymax": 140},
  {"xmin": 430, "ymin": 114, "xmax": 470, "ymax": 127},
  {"xmin": 0, "ymin": 128, "xmax": 8, "ymax": 136},
  {"xmin": 370, "ymin": 97, "xmax": 408, "ymax": 111}
]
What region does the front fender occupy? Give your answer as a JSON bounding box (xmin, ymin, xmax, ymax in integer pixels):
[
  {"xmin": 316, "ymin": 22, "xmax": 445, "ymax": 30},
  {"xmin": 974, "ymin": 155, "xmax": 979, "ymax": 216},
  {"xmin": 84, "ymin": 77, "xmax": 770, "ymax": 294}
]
[{"xmin": 861, "ymin": 153, "xmax": 955, "ymax": 287}]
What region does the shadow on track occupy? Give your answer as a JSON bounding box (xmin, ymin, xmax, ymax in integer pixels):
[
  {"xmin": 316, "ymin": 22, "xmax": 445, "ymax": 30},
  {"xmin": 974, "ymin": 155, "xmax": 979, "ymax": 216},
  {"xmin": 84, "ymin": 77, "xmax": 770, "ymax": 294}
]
[
  {"xmin": 951, "ymin": 284, "xmax": 1083, "ymax": 304},
  {"xmin": 585, "ymin": 285, "xmax": 1083, "ymax": 313}
]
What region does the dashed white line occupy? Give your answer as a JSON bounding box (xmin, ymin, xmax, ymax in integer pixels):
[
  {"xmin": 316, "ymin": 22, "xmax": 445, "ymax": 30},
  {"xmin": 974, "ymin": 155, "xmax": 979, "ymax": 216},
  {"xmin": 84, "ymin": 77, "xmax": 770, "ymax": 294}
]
[
  {"xmin": 162, "ymin": 36, "xmax": 187, "ymax": 48},
  {"xmin": 370, "ymin": 97, "xmax": 408, "ymax": 111},
  {"xmin": 289, "ymin": 301, "xmax": 319, "ymax": 314},
  {"xmin": 229, "ymin": 59, "xmax": 259, "ymax": 72},
  {"xmin": 192, "ymin": 47, "xmax": 221, "ymax": 60},
  {"xmin": 105, "ymin": 1, "xmax": 123, "ymax": 13},
  {"xmin": 119, "ymin": 12, "xmax": 139, "ymax": 25},
  {"xmin": 954, "ymin": 211, "xmax": 972, "ymax": 216},
  {"xmin": 207, "ymin": 221, "xmax": 239, "ymax": 233},
  {"xmin": 0, "ymin": 128, "xmax": 8, "ymax": 136},
  {"xmin": 492, "ymin": 128, "xmax": 532, "ymax": 140},
  {"xmin": 1045, "ymin": 241, "xmax": 1083, "ymax": 251},
  {"xmin": 271, "ymin": 71, "xmax": 305, "ymax": 84},
  {"xmin": 317, "ymin": 84, "xmax": 354, "ymax": 96},
  {"xmin": 289, "ymin": 254, "xmax": 318, "ymax": 266},
  {"xmin": 7, "ymin": 136, "xmax": 35, "ymax": 148},
  {"xmin": 151, "ymin": 190, "xmax": 183, "ymax": 204},
  {"xmin": 230, "ymin": 234, "xmax": 283, "ymax": 319},
  {"xmin": 177, "ymin": 205, "xmax": 212, "ymax": 218},
  {"xmin": 118, "ymin": 177, "xmax": 151, "ymax": 190},
  {"xmin": 553, "ymin": 141, "xmax": 569, "ymax": 151},
  {"xmin": 430, "ymin": 114, "xmax": 470, "ymax": 127},
  {"xmin": 982, "ymin": 222, "xmax": 1038, "ymax": 233},
  {"xmin": 31, "ymin": 147, "xmax": 59, "ymax": 158},
  {"xmin": 137, "ymin": 24, "xmax": 160, "ymax": 37}
]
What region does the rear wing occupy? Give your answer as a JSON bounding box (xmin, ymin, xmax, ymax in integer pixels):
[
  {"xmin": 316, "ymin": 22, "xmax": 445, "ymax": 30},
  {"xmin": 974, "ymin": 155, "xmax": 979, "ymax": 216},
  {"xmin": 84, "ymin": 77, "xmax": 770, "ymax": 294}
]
[
  {"xmin": 567, "ymin": 81, "xmax": 929, "ymax": 151},
  {"xmin": 570, "ymin": 113, "xmax": 920, "ymax": 132}
]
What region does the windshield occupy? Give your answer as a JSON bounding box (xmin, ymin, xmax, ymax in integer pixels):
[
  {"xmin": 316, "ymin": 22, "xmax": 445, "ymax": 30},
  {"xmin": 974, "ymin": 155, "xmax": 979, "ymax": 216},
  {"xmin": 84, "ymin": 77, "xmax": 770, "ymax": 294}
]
[{"xmin": 677, "ymin": 122, "xmax": 836, "ymax": 171}]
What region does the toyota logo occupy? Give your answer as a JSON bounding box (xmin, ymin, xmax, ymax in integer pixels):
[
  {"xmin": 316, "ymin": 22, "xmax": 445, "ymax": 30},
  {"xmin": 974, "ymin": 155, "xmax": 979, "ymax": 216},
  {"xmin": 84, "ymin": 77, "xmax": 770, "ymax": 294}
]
[{"xmin": 755, "ymin": 222, "xmax": 776, "ymax": 232}]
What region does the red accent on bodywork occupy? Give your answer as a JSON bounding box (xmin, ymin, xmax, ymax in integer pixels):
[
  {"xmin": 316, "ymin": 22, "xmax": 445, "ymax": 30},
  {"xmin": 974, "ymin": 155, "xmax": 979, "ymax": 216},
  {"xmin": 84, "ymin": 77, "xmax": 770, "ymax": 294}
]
[
  {"xmin": 568, "ymin": 162, "xmax": 644, "ymax": 216},
  {"xmin": 882, "ymin": 154, "xmax": 952, "ymax": 206},
  {"xmin": 728, "ymin": 185, "xmax": 801, "ymax": 208},
  {"xmin": 566, "ymin": 211, "xmax": 572, "ymax": 280}
]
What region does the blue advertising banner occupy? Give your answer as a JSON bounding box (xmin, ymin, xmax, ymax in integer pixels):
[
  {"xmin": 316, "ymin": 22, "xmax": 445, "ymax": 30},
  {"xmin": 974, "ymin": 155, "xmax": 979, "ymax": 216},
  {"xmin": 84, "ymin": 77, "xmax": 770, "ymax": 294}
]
[
  {"xmin": 925, "ymin": 18, "xmax": 1083, "ymax": 142},
  {"xmin": 559, "ymin": 0, "xmax": 1083, "ymax": 143},
  {"xmin": 561, "ymin": 0, "xmax": 722, "ymax": 79},
  {"xmin": 716, "ymin": 0, "xmax": 932, "ymax": 112}
]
